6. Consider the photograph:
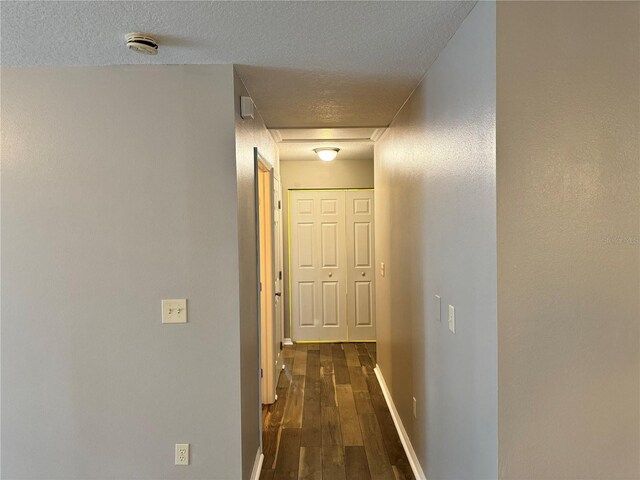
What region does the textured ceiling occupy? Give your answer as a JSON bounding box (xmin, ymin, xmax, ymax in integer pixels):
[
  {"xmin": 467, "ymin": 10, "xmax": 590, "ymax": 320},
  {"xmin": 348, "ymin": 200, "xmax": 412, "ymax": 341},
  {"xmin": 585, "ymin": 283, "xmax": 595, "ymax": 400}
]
[{"xmin": 1, "ymin": 1, "xmax": 476, "ymax": 128}]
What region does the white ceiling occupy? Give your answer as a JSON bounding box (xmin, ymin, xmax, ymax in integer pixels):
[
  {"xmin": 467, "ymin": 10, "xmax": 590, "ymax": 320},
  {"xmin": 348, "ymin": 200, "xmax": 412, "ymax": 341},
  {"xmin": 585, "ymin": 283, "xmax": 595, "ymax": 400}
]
[{"xmin": 1, "ymin": 1, "xmax": 476, "ymax": 128}]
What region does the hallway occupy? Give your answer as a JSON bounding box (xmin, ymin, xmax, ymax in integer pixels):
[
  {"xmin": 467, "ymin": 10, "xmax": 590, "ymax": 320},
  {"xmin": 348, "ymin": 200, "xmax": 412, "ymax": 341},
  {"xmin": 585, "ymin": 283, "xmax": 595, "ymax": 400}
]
[{"xmin": 260, "ymin": 343, "xmax": 414, "ymax": 480}]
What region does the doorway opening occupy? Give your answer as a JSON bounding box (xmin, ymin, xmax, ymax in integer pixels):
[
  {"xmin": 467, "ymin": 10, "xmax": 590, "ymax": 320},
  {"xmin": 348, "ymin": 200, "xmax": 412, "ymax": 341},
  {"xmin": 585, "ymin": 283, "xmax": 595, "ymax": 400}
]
[{"xmin": 255, "ymin": 148, "xmax": 283, "ymax": 408}]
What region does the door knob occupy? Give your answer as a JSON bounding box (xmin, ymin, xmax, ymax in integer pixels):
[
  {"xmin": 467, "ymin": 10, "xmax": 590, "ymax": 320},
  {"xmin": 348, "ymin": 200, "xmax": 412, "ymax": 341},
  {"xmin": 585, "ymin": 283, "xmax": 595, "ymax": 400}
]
[
  {"xmin": 275, "ymin": 292, "xmax": 282, "ymax": 297},
  {"xmin": 328, "ymin": 272, "xmax": 333, "ymax": 277},
  {"xmin": 361, "ymin": 272, "xmax": 366, "ymax": 277}
]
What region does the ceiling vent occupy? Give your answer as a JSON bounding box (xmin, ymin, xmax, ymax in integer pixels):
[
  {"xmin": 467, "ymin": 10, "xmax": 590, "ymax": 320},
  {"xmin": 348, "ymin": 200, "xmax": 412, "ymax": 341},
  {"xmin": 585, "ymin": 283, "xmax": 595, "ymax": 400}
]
[{"xmin": 126, "ymin": 33, "xmax": 158, "ymax": 55}]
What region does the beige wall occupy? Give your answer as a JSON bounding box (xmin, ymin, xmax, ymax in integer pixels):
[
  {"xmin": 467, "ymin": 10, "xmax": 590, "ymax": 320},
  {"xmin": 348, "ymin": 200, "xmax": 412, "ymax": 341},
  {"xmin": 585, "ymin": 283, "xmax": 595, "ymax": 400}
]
[
  {"xmin": 497, "ymin": 2, "xmax": 640, "ymax": 478},
  {"xmin": 375, "ymin": 3, "xmax": 497, "ymax": 478},
  {"xmin": 1, "ymin": 65, "xmax": 244, "ymax": 479},
  {"xmin": 233, "ymin": 69, "xmax": 279, "ymax": 479},
  {"xmin": 280, "ymin": 158, "xmax": 374, "ymax": 338}
]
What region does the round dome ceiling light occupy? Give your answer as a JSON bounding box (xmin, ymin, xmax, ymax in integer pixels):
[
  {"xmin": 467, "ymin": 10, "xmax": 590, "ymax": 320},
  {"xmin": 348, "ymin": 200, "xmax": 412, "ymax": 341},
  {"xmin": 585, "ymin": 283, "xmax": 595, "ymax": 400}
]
[
  {"xmin": 313, "ymin": 147, "xmax": 340, "ymax": 162},
  {"xmin": 126, "ymin": 33, "xmax": 159, "ymax": 55}
]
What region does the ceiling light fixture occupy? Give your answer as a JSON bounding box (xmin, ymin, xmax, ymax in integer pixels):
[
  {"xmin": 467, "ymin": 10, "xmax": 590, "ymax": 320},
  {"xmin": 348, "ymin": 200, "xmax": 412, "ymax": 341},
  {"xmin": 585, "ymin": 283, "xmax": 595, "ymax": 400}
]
[
  {"xmin": 313, "ymin": 147, "xmax": 340, "ymax": 162},
  {"xmin": 126, "ymin": 33, "xmax": 159, "ymax": 55}
]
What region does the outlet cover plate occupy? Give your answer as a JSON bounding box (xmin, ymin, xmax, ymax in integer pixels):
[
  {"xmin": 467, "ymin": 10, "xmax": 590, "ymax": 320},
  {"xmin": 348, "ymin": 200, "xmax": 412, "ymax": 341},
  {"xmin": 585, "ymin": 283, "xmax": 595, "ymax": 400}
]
[{"xmin": 175, "ymin": 443, "xmax": 189, "ymax": 465}]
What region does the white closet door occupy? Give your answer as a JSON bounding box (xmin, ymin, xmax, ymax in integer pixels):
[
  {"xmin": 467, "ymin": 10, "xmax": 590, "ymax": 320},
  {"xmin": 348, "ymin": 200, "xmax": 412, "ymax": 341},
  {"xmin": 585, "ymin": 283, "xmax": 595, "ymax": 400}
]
[
  {"xmin": 346, "ymin": 191, "xmax": 376, "ymax": 341},
  {"xmin": 290, "ymin": 191, "xmax": 348, "ymax": 342}
]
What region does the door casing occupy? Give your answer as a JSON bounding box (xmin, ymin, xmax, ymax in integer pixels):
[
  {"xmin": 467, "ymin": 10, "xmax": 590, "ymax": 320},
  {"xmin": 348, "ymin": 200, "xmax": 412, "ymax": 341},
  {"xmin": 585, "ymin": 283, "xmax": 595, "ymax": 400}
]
[
  {"xmin": 255, "ymin": 149, "xmax": 278, "ymax": 405},
  {"xmin": 273, "ymin": 177, "xmax": 285, "ymax": 372}
]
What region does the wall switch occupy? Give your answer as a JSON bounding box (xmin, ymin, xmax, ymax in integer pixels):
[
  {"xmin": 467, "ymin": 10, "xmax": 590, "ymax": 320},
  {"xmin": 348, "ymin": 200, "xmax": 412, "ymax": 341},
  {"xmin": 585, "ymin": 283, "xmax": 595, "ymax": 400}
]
[
  {"xmin": 412, "ymin": 397, "xmax": 417, "ymax": 419},
  {"xmin": 380, "ymin": 262, "xmax": 386, "ymax": 277},
  {"xmin": 434, "ymin": 295, "xmax": 441, "ymax": 322},
  {"xmin": 448, "ymin": 305, "xmax": 455, "ymax": 333},
  {"xmin": 162, "ymin": 299, "xmax": 187, "ymax": 324},
  {"xmin": 175, "ymin": 443, "xmax": 189, "ymax": 466}
]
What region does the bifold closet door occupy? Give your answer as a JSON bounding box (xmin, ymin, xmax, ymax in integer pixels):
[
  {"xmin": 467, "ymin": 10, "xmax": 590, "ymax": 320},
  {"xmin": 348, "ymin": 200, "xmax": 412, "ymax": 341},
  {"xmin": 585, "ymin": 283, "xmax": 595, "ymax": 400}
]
[
  {"xmin": 289, "ymin": 191, "xmax": 348, "ymax": 342},
  {"xmin": 346, "ymin": 191, "xmax": 376, "ymax": 341}
]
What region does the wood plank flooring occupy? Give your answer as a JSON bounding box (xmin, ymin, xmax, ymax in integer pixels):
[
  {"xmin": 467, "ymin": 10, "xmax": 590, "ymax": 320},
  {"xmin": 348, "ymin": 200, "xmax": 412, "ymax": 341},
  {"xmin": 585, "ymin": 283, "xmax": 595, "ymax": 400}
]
[{"xmin": 260, "ymin": 343, "xmax": 414, "ymax": 480}]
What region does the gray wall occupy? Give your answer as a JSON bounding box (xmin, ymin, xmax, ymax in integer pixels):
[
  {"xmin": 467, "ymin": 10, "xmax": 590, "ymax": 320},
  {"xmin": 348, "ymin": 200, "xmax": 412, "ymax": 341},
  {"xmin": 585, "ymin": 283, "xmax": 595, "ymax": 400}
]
[
  {"xmin": 497, "ymin": 2, "xmax": 640, "ymax": 478},
  {"xmin": 374, "ymin": 3, "xmax": 497, "ymax": 479},
  {"xmin": 1, "ymin": 65, "xmax": 245, "ymax": 479},
  {"xmin": 280, "ymin": 158, "xmax": 374, "ymax": 339},
  {"xmin": 233, "ymin": 69, "xmax": 279, "ymax": 480}
]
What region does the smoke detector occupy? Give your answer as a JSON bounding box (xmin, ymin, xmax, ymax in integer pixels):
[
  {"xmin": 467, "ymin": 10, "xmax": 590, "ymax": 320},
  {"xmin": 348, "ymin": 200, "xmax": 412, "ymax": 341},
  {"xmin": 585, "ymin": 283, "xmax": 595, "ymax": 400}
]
[{"xmin": 126, "ymin": 33, "xmax": 158, "ymax": 55}]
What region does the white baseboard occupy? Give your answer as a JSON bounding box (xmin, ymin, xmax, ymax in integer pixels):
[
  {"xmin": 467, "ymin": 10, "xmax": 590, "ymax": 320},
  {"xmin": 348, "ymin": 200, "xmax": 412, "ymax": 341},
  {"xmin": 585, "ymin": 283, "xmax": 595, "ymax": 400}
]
[
  {"xmin": 283, "ymin": 338, "xmax": 294, "ymax": 346},
  {"xmin": 374, "ymin": 365, "xmax": 427, "ymax": 480},
  {"xmin": 250, "ymin": 448, "xmax": 264, "ymax": 480}
]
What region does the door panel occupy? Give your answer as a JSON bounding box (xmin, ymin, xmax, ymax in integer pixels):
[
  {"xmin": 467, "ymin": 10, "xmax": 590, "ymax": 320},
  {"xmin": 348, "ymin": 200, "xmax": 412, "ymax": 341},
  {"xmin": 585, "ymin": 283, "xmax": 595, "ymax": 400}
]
[
  {"xmin": 290, "ymin": 191, "xmax": 347, "ymax": 341},
  {"xmin": 322, "ymin": 282, "xmax": 339, "ymax": 326},
  {"xmin": 354, "ymin": 222, "xmax": 372, "ymax": 267},
  {"xmin": 346, "ymin": 191, "xmax": 376, "ymax": 341},
  {"xmin": 321, "ymin": 198, "xmax": 338, "ymax": 214},
  {"xmin": 355, "ymin": 281, "xmax": 373, "ymax": 326},
  {"xmin": 321, "ymin": 223, "xmax": 339, "ymax": 267},
  {"xmin": 297, "ymin": 223, "xmax": 314, "ymax": 268},
  {"xmin": 298, "ymin": 282, "xmax": 315, "ymax": 326},
  {"xmin": 297, "ymin": 198, "xmax": 314, "ymax": 214}
]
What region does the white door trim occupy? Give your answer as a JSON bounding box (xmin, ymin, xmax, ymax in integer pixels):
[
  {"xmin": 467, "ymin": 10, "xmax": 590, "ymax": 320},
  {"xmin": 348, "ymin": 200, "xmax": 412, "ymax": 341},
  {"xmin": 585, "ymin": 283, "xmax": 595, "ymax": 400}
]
[
  {"xmin": 255, "ymin": 148, "xmax": 277, "ymax": 405},
  {"xmin": 273, "ymin": 176, "xmax": 285, "ymax": 373}
]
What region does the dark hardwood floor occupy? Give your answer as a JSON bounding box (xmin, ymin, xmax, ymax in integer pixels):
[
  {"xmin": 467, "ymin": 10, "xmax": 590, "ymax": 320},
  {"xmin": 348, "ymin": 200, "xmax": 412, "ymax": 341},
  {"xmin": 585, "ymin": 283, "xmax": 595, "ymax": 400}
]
[{"xmin": 260, "ymin": 343, "xmax": 415, "ymax": 480}]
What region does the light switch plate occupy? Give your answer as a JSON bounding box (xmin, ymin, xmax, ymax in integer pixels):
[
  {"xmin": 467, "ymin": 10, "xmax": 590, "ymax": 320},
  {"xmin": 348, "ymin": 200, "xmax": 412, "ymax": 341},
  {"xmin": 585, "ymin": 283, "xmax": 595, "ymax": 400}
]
[
  {"xmin": 448, "ymin": 305, "xmax": 455, "ymax": 333},
  {"xmin": 162, "ymin": 299, "xmax": 187, "ymax": 324},
  {"xmin": 380, "ymin": 262, "xmax": 386, "ymax": 277},
  {"xmin": 435, "ymin": 295, "xmax": 441, "ymax": 322}
]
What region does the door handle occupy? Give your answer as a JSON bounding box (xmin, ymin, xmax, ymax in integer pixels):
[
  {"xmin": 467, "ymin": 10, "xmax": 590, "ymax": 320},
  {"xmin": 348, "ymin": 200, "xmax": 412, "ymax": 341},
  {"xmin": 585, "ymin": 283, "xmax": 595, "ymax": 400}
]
[{"xmin": 275, "ymin": 292, "xmax": 282, "ymax": 297}]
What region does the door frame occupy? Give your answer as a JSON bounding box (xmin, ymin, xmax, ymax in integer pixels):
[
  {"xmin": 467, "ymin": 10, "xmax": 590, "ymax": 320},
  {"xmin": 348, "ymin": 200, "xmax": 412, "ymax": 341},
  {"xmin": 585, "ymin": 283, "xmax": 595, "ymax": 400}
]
[
  {"xmin": 272, "ymin": 177, "xmax": 285, "ymax": 375},
  {"xmin": 255, "ymin": 148, "xmax": 277, "ymax": 406},
  {"xmin": 286, "ymin": 188, "xmax": 376, "ymax": 343}
]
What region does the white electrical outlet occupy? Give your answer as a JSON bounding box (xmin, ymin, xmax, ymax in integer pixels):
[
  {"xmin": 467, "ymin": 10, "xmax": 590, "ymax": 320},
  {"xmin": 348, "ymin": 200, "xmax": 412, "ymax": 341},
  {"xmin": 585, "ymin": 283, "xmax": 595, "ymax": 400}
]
[
  {"xmin": 448, "ymin": 305, "xmax": 456, "ymax": 333},
  {"xmin": 162, "ymin": 299, "xmax": 187, "ymax": 324},
  {"xmin": 412, "ymin": 397, "xmax": 417, "ymax": 419},
  {"xmin": 434, "ymin": 295, "xmax": 441, "ymax": 322},
  {"xmin": 175, "ymin": 443, "xmax": 189, "ymax": 466}
]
